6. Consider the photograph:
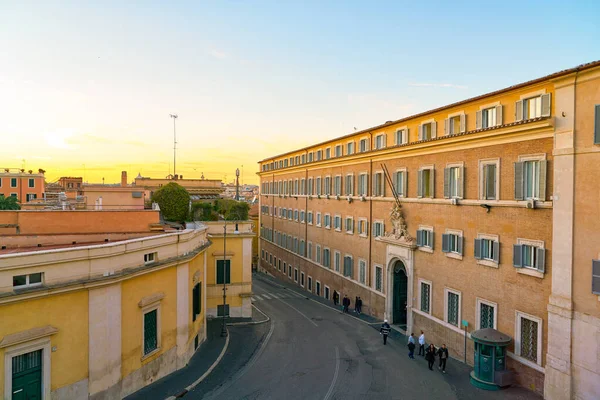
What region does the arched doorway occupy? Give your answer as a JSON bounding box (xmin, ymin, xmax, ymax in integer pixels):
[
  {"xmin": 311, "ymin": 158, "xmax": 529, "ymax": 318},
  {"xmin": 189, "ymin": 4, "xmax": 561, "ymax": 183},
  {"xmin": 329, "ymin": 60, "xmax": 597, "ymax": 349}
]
[{"xmin": 392, "ymin": 260, "xmax": 408, "ymax": 327}]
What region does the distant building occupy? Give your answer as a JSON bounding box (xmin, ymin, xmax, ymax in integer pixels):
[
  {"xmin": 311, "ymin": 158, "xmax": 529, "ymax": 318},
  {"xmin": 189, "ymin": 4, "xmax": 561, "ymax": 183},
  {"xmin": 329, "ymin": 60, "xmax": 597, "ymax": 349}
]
[
  {"xmin": 81, "ymin": 171, "xmax": 145, "ymax": 210},
  {"xmin": 135, "ymin": 173, "xmax": 223, "ymax": 202},
  {"xmin": 0, "ymin": 168, "xmax": 45, "ymax": 202}
]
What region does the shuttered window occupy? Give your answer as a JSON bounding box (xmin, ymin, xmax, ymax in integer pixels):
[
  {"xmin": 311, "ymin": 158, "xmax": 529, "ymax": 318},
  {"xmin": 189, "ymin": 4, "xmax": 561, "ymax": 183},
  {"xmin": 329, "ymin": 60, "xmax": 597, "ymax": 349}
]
[
  {"xmin": 444, "ymin": 115, "xmax": 465, "ymax": 135},
  {"xmin": 372, "ymin": 172, "xmax": 385, "ymax": 196},
  {"xmin": 334, "ymin": 251, "xmax": 341, "ymax": 272},
  {"xmin": 143, "ymin": 310, "xmax": 158, "ymax": 355},
  {"xmin": 395, "ymin": 129, "xmax": 408, "ymax": 145},
  {"xmin": 442, "ymin": 233, "xmax": 463, "ymax": 255},
  {"xmin": 419, "ymin": 122, "xmax": 437, "ymax": 140},
  {"xmin": 592, "ymin": 260, "xmax": 600, "ymax": 295},
  {"xmin": 359, "ymin": 260, "xmax": 366, "ymax": 284},
  {"xmin": 375, "ymin": 134, "xmax": 386, "ymax": 149},
  {"xmin": 373, "ymin": 221, "xmax": 384, "ymax": 237},
  {"xmin": 324, "ymin": 176, "xmax": 331, "ymax": 195},
  {"xmin": 474, "ymin": 238, "xmax": 500, "ymax": 263},
  {"xmin": 345, "ymin": 174, "xmax": 354, "ymax": 195},
  {"xmin": 334, "ymin": 176, "xmax": 342, "ymax": 196},
  {"xmin": 514, "ymin": 159, "xmax": 547, "ymax": 201},
  {"xmin": 513, "ymin": 244, "xmax": 545, "ymax": 272},
  {"xmin": 347, "ymin": 142, "xmax": 355, "ymax": 155},
  {"xmin": 343, "ymin": 256, "xmax": 354, "ymax": 278},
  {"xmin": 515, "ymin": 93, "xmax": 551, "ymax": 121},
  {"xmin": 416, "ymin": 229, "xmax": 434, "ymax": 249},
  {"xmin": 192, "ymin": 283, "xmax": 201, "ymax": 321},
  {"xmin": 323, "ymin": 248, "xmax": 331, "ymax": 268},
  {"xmin": 482, "ymin": 163, "xmax": 497, "ymax": 200},
  {"xmin": 358, "ymin": 174, "xmax": 368, "ymax": 196},
  {"xmin": 444, "ymin": 166, "xmax": 464, "ymax": 199},
  {"xmin": 476, "ymin": 106, "xmax": 503, "ymax": 129},
  {"xmin": 216, "ymin": 260, "xmax": 231, "ymax": 284},
  {"xmin": 345, "ymin": 217, "xmax": 354, "ymax": 233},
  {"xmin": 418, "ymin": 168, "xmax": 434, "ymax": 198},
  {"xmin": 393, "ymin": 171, "xmax": 407, "ymax": 197}
]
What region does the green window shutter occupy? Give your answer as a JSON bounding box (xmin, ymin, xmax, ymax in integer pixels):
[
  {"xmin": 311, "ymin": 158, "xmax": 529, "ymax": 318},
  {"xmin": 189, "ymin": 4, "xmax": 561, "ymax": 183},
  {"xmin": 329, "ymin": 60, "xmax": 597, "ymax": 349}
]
[
  {"xmin": 430, "ymin": 231, "xmax": 435, "ymax": 250},
  {"xmin": 216, "ymin": 261, "xmax": 224, "ymax": 284},
  {"xmin": 443, "ymin": 168, "xmax": 450, "ymax": 198},
  {"xmin": 403, "ymin": 171, "xmax": 408, "ymax": 197},
  {"xmin": 416, "ymin": 230, "xmax": 423, "ymax": 247},
  {"xmin": 192, "ymin": 284, "xmax": 199, "ymax": 321},
  {"xmin": 457, "ymin": 235, "xmax": 463, "ymax": 255},
  {"xmin": 515, "ymin": 100, "xmax": 524, "ymax": 122},
  {"xmin": 538, "ymin": 160, "xmax": 547, "ymax": 201},
  {"xmin": 429, "ymin": 169, "xmax": 435, "ymax": 198},
  {"xmin": 493, "ymin": 241, "xmax": 500, "ymax": 263},
  {"xmin": 536, "ymin": 248, "xmax": 546, "ymax": 273},
  {"xmin": 476, "ymin": 110, "xmax": 482, "ymax": 129},
  {"xmin": 595, "ymin": 105, "xmax": 600, "ymax": 144},
  {"xmin": 417, "ymin": 170, "xmax": 423, "ymax": 198},
  {"xmin": 442, "ymin": 234, "xmax": 450, "ymax": 253},
  {"xmin": 514, "ymin": 162, "xmax": 524, "ymax": 200},
  {"xmin": 144, "ymin": 310, "xmax": 158, "ymax": 355},
  {"xmin": 226, "ymin": 261, "xmax": 231, "ymax": 284},
  {"xmin": 513, "ymin": 244, "xmax": 523, "ymax": 268},
  {"xmin": 474, "ymin": 239, "xmax": 482, "ymax": 259},
  {"xmin": 592, "ymin": 260, "xmax": 600, "ymax": 295},
  {"xmin": 541, "ymin": 93, "xmax": 551, "ymax": 117}
]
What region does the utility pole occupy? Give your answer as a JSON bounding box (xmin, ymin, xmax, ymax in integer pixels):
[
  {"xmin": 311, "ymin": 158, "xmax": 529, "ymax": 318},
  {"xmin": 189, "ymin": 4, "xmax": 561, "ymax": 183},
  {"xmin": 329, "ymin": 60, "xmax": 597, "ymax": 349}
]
[
  {"xmin": 235, "ymin": 168, "xmax": 240, "ymax": 201},
  {"xmin": 170, "ymin": 114, "xmax": 178, "ymax": 176}
]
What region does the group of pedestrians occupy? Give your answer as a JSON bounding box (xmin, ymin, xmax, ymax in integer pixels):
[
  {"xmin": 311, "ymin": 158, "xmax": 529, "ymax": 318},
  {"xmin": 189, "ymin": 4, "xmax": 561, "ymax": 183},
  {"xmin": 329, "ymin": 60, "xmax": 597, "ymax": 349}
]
[
  {"xmin": 336, "ymin": 293, "xmax": 363, "ymax": 314},
  {"xmin": 380, "ymin": 325, "xmax": 450, "ymax": 373}
]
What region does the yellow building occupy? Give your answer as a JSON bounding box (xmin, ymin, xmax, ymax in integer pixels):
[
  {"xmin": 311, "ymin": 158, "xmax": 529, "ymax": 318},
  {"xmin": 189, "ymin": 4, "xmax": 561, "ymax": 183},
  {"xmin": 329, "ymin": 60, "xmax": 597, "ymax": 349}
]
[{"xmin": 0, "ymin": 211, "xmax": 252, "ymax": 399}]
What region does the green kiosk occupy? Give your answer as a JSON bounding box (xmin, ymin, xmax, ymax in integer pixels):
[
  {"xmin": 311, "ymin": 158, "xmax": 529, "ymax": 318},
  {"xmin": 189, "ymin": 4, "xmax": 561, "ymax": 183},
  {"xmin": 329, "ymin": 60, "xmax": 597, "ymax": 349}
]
[{"xmin": 470, "ymin": 328, "xmax": 514, "ymax": 390}]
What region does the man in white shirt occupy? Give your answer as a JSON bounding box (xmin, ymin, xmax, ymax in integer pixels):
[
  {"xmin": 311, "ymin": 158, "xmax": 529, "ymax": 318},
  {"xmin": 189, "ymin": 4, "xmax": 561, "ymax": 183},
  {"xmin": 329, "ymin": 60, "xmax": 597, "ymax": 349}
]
[{"xmin": 418, "ymin": 330, "xmax": 426, "ymax": 356}]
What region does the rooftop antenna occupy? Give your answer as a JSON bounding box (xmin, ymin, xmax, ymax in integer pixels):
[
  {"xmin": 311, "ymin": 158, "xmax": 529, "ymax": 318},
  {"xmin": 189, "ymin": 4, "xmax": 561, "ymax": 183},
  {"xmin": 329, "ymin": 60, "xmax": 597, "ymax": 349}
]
[{"xmin": 170, "ymin": 114, "xmax": 178, "ymax": 176}]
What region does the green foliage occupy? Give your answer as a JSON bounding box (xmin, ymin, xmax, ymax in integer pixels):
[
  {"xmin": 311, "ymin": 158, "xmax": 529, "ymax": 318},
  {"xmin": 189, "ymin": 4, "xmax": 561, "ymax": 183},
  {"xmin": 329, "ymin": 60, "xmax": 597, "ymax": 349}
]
[
  {"xmin": 0, "ymin": 196, "xmax": 21, "ymax": 210},
  {"xmin": 150, "ymin": 182, "xmax": 190, "ymax": 222},
  {"xmin": 214, "ymin": 199, "xmax": 249, "ymax": 220},
  {"xmin": 191, "ymin": 202, "xmax": 219, "ymax": 221}
]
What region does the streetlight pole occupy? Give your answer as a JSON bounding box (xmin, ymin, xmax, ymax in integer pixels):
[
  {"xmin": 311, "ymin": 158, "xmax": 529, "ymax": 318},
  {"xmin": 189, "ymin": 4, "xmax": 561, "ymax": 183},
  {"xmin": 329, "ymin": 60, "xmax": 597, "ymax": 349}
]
[
  {"xmin": 170, "ymin": 114, "xmax": 178, "ymax": 177},
  {"xmin": 220, "ymin": 212, "xmax": 241, "ymax": 338}
]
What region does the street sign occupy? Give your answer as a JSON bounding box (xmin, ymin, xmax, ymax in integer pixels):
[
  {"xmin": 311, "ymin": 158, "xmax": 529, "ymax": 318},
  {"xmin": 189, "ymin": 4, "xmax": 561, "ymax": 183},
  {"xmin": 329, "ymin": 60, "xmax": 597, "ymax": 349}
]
[{"xmin": 462, "ymin": 320, "xmax": 468, "ymax": 327}]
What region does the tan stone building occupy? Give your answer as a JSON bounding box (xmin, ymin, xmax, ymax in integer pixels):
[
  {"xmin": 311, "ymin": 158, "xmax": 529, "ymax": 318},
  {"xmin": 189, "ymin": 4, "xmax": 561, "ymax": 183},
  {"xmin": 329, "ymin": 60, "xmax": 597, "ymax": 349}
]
[{"xmin": 257, "ymin": 61, "xmax": 600, "ymax": 398}]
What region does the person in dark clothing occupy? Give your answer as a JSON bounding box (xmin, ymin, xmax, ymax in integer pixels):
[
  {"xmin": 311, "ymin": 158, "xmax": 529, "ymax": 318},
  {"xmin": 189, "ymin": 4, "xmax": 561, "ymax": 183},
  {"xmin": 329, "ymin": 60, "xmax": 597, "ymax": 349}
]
[
  {"xmin": 356, "ymin": 297, "xmax": 363, "ymax": 314},
  {"xmin": 342, "ymin": 295, "xmax": 350, "ymax": 313},
  {"xmin": 380, "ymin": 319, "xmax": 391, "ymax": 345},
  {"xmin": 333, "ymin": 291, "xmax": 339, "ymax": 306},
  {"xmin": 437, "ymin": 344, "xmax": 449, "ymax": 373},
  {"xmin": 355, "ymin": 296, "xmax": 359, "ymax": 313},
  {"xmin": 425, "ymin": 344, "xmax": 436, "ymax": 370}
]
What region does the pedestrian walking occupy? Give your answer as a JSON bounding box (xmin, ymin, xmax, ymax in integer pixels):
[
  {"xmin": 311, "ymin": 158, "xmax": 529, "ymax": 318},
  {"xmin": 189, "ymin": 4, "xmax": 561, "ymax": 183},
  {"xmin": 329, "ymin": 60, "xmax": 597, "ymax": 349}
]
[
  {"xmin": 425, "ymin": 344, "xmax": 436, "ymax": 370},
  {"xmin": 418, "ymin": 330, "xmax": 426, "ymax": 356},
  {"xmin": 342, "ymin": 295, "xmax": 350, "ymax": 313},
  {"xmin": 356, "ymin": 297, "xmax": 363, "ymax": 314},
  {"xmin": 355, "ymin": 296, "xmax": 359, "ymax": 313},
  {"xmin": 437, "ymin": 344, "xmax": 449, "ymax": 373},
  {"xmin": 407, "ymin": 333, "xmax": 416, "ymax": 359},
  {"xmin": 380, "ymin": 319, "xmax": 391, "ymax": 345},
  {"xmin": 333, "ymin": 291, "xmax": 339, "ymax": 306}
]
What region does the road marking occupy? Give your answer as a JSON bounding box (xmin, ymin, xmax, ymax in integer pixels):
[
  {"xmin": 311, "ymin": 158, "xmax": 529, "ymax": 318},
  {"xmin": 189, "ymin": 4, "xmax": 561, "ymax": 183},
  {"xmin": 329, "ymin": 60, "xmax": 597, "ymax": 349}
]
[
  {"xmin": 262, "ymin": 294, "xmax": 272, "ymax": 300},
  {"xmin": 269, "ymin": 293, "xmax": 280, "ymax": 298},
  {"xmin": 254, "ymin": 295, "xmax": 263, "ymax": 301},
  {"xmin": 277, "ymin": 298, "xmax": 318, "ymax": 327},
  {"xmin": 323, "ymin": 346, "xmax": 340, "ymax": 400}
]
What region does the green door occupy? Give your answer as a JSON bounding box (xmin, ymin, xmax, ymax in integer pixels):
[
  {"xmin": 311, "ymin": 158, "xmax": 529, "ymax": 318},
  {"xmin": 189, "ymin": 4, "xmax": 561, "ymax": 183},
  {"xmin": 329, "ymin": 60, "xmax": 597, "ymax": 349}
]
[
  {"xmin": 12, "ymin": 349, "xmax": 42, "ymax": 400},
  {"xmin": 392, "ymin": 261, "xmax": 408, "ymax": 326}
]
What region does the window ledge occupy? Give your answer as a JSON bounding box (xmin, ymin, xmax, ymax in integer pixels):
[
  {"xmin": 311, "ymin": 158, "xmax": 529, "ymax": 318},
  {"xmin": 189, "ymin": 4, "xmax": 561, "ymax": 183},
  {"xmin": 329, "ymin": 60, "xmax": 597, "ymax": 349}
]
[
  {"xmin": 418, "ymin": 246, "xmax": 434, "ymax": 254},
  {"xmin": 335, "ymin": 228, "xmax": 342, "ymax": 232},
  {"xmin": 446, "ymin": 252, "xmax": 463, "ymax": 261},
  {"xmin": 0, "ymin": 325, "xmax": 58, "ymax": 349},
  {"xmin": 516, "ymin": 268, "xmax": 544, "ymax": 279},
  {"xmin": 141, "ymin": 347, "xmax": 161, "ymax": 362},
  {"xmin": 506, "ymin": 351, "xmax": 544, "ymax": 373},
  {"xmin": 359, "ymin": 234, "xmax": 368, "ymax": 238},
  {"xmin": 477, "ymin": 259, "xmax": 499, "ymax": 269},
  {"xmin": 138, "ymin": 292, "xmax": 165, "ymax": 308}
]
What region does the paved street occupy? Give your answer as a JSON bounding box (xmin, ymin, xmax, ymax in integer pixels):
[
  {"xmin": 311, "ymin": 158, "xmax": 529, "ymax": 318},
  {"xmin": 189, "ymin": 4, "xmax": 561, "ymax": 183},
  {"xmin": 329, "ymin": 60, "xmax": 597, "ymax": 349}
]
[{"xmin": 186, "ymin": 273, "xmax": 540, "ymax": 400}]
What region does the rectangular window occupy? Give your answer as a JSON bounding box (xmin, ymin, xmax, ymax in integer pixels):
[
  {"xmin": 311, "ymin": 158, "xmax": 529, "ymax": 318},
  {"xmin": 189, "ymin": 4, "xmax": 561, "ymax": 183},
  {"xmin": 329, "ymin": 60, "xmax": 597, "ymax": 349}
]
[
  {"xmin": 308, "ymin": 243, "xmax": 312, "ymax": 260},
  {"xmin": 10, "ymin": 178, "xmax": 17, "ymax": 188},
  {"xmin": 316, "ymin": 212, "xmax": 322, "ymax": 226},
  {"xmin": 395, "ymin": 129, "xmax": 408, "ymax": 145},
  {"xmin": 477, "ymin": 106, "xmax": 502, "ymax": 129},
  {"xmin": 442, "ymin": 232, "xmax": 463, "ymax": 255},
  {"xmin": 324, "ymin": 176, "xmax": 331, "ymax": 195},
  {"xmin": 418, "ymin": 168, "xmax": 434, "ymax": 198},
  {"xmin": 345, "ymin": 217, "xmax": 354, "ymax": 234},
  {"xmin": 308, "ymin": 178, "xmax": 314, "ymax": 195},
  {"xmin": 334, "ymin": 215, "xmax": 341, "ymax": 231},
  {"xmin": 144, "ymin": 252, "xmax": 157, "ymax": 264},
  {"xmin": 316, "ymin": 177, "xmax": 322, "ymax": 195},
  {"xmin": 345, "ymin": 174, "xmax": 354, "ymax": 196},
  {"xmin": 12, "ymin": 272, "xmax": 43, "ymax": 288},
  {"xmin": 288, "ymin": 264, "xmax": 292, "ymax": 278},
  {"xmin": 316, "ymin": 150, "xmax": 322, "ymax": 161},
  {"xmin": 300, "ymin": 210, "xmax": 305, "ymax": 223},
  {"xmin": 375, "ymin": 266, "xmax": 383, "ymax": 292},
  {"xmin": 347, "ymin": 142, "xmax": 355, "ymax": 155},
  {"xmin": 343, "ymin": 256, "xmax": 354, "ymax": 278},
  {"xmin": 287, "ymin": 209, "xmax": 292, "ymax": 219},
  {"xmin": 335, "ymin": 145, "xmax": 343, "ymax": 157},
  {"xmin": 358, "ymin": 219, "xmax": 368, "ymax": 237},
  {"xmin": 216, "ymin": 260, "xmax": 231, "ymax": 284},
  {"xmin": 372, "ymin": 172, "xmax": 385, "ymax": 197},
  {"xmin": 324, "ymin": 214, "xmax": 331, "ymax": 229},
  {"xmin": 416, "ymin": 229, "xmax": 434, "ymax": 249},
  {"xmin": 294, "ymin": 209, "xmax": 299, "ymax": 221},
  {"xmin": 482, "ymin": 162, "xmax": 497, "ymax": 200},
  {"xmin": 359, "ymin": 260, "xmax": 366, "ymax": 284},
  {"xmin": 323, "ymin": 248, "xmax": 331, "ymax": 268},
  {"xmin": 375, "ymin": 134, "xmax": 386, "ymax": 149},
  {"xmin": 515, "ymin": 159, "xmax": 547, "ymax": 201},
  {"xmin": 373, "ymin": 221, "xmax": 384, "ymax": 237},
  {"xmin": 283, "ymin": 262, "xmax": 287, "ymax": 274},
  {"xmin": 300, "ymin": 179, "xmax": 306, "ymax": 195},
  {"xmin": 308, "ymin": 152, "xmax": 314, "ymax": 162},
  {"xmin": 593, "ymin": 260, "xmax": 600, "ymax": 295},
  {"xmin": 301, "ymin": 272, "xmax": 305, "ymax": 286},
  {"xmin": 316, "ymin": 245, "xmax": 322, "ymax": 264},
  {"xmin": 444, "ymin": 166, "xmax": 463, "ymax": 199},
  {"xmin": 420, "ymin": 281, "xmax": 431, "ymax": 313},
  {"xmin": 479, "ymin": 301, "xmax": 496, "ymax": 329},
  {"xmin": 294, "ymin": 268, "xmax": 298, "ymax": 282},
  {"xmin": 143, "ymin": 309, "xmax": 158, "ymax": 355},
  {"xmin": 300, "ymin": 240, "xmax": 305, "ymax": 256},
  {"xmin": 334, "ymin": 251, "xmax": 341, "ymax": 272},
  {"xmin": 393, "ymin": 170, "xmax": 406, "ymax": 197},
  {"xmin": 334, "ymin": 176, "xmax": 342, "ymax": 196},
  {"xmin": 302, "ymin": 154, "xmax": 306, "ymax": 164},
  {"xmin": 192, "ymin": 283, "xmax": 201, "ymax": 321},
  {"xmin": 28, "ymin": 178, "xmax": 35, "ymax": 188},
  {"xmin": 518, "ymin": 314, "xmax": 540, "ymax": 363},
  {"xmin": 359, "ymin": 138, "xmax": 369, "ymax": 152},
  {"xmin": 445, "ymin": 114, "xmax": 465, "ymax": 135},
  {"xmin": 307, "ymin": 211, "xmax": 313, "ymax": 224},
  {"xmin": 325, "ymin": 148, "xmax": 331, "ymax": 159},
  {"xmin": 513, "ymin": 241, "xmax": 545, "ymax": 272},
  {"xmin": 475, "ymin": 238, "xmax": 500, "ymax": 263},
  {"xmin": 446, "ymin": 290, "xmax": 460, "ymax": 327},
  {"xmin": 516, "ymin": 94, "xmax": 551, "ymax": 121},
  {"xmin": 419, "ymin": 122, "xmax": 436, "ymax": 140},
  {"xmin": 308, "ymin": 276, "xmax": 312, "ymax": 291},
  {"xmin": 358, "ymin": 174, "xmax": 368, "ymax": 196}
]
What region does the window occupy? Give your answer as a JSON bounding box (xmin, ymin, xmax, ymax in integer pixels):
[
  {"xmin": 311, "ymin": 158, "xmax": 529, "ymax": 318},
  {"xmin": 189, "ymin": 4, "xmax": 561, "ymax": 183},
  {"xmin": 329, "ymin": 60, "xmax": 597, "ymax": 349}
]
[
  {"xmin": 12, "ymin": 272, "xmax": 43, "ymax": 288},
  {"xmin": 294, "ymin": 268, "xmax": 298, "ymax": 282},
  {"xmin": 444, "ymin": 114, "xmax": 465, "ymax": 135},
  {"xmin": 334, "ymin": 215, "xmax": 342, "ymax": 231},
  {"xmin": 216, "ymin": 260, "xmax": 231, "ymax": 284},
  {"xmin": 358, "ymin": 173, "xmax": 368, "ymax": 196},
  {"xmin": 270, "ymin": 254, "xmax": 273, "ymax": 264},
  {"xmin": 513, "ymin": 240, "xmax": 545, "ymax": 273},
  {"xmin": 477, "ymin": 105, "xmax": 503, "ymax": 129},
  {"xmin": 416, "ymin": 228, "xmax": 434, "ymax": 250},
  {"xmin": 283, "ymin": 262, "xmax": 287, "ymax": 274},
  {"xmin": 358, "ymin": 260, "xmax": 366, "ymax": 284},
  {"xmin": 335, "ymin": 145, "xmax": 343, "ymax": 157},
  {"xmin": 307, "ymin": 211, "xmax": 313, "ymax": 225},
  {"xmin": 395, "ymin": 129, "xmax": 408, "ymax": 145},
  {"xmin": 287, "ymin": 209, "xmax": 292, "ymax": 219},
  {"xmin": 343, "ymin": 255, "xmax": 354, "ymax": 278},
  {"xmin": 325, "ymin": 148, "xmax": 331, "ymax": 159},
  {"xmin": 308, "ymin": 242, "xmax": 313, "ymax": 260},
  {"xmin": 324, "ymin": 176, "xmax": 331, "ymax": 195},
  {"xmin": 28, "ymin": 178, "xmax": 35, "ymax": 188},
  {"xmin": 302, "ymin": 154, "xmax": 306, "ymax": 164},
  {"xmin": 515, "ymin": 157, "xmax": 547, "ymax": 201},
  {"xmin": 442, "ymin": 230, "xmax": 463, "ymax": 256},
  {"xmin": 375, "ymin": 266, "xmax": 383, "ymax": 292},
  {"xmin": 372, "ymin": 172, "xmax": 385, "ymax": 197},
  {"xmin": 373, "ymin": 221, "xmax": 384, "ymax": 237},
  {"xmin": 308, "ymin": 178, "xmax": 314, "ymax": 195},
  {"xmin": 480, "ymin": 160, "xmax": 499, "ymax": 200},
  {"xmin": 324, "ymin": 214, "xmax": 331, "ymax": 229},
  {"xmin": 288, "ymin": 264, "xmax": 292, "ymax": 278},
  {"xmin": 358, "ymin": 219, "xmax": 368, "ymax": 237},
  {"xmin": 444, "ymin": 165, "xmax": 464, "ymax": 199},
  {"xmin": 345, "ymin": 217, "xmax": 354, "ymax": 234},
  {"xmin": 323, "ymin": 248, "xmax": 331, "ymax": 268},
  {"xmin": 516, "ymin": 93, "xmax": 551, "ymax": 121},
  {"xmin": 192, "ymin": 283, "xmax": 202, "ymax": 321},
  {"xmin": 345, "ymin": 174, "xmax": 354, "ymax": 196},
  {"xmin": 308, "ymin": 276, "xmax": 313, "ymax": 291},
  {"xmin": 334, "ymin": 175, "xmax": 342, "ymax": 196},
  {"xmin": 417, "ymin": 167, "xmax": 434, "ymax": 198},
  {"xmin": 300, "ymin": 179, "xmax": 306, "ymax": 195},
  {"xmin": 316, "ymin": 150, "xmax": 322, "ymax": 161},
  {"xmin": 294, "ymin": 180, "xmax": 298, "ymax": 195},
  {"xmin": 475, "ymin": 235, "xmax": 500, "ymax": 265},
  {"xmin": 316, "ymin": 177, "xmax": 322, "ymax": 195},
  {"xmin": 144, "ymin": 252, "xmax": 157, "ymax": 264},
  {"xmin": 300, "ymin": 240, "xmax": 305, "ymax": 256},
  {"xmin": 316, "ymin": 281, "xmax": 321, "ymax": 296},
  {"xmin": 347, "ymin": 141, "xmax": 355, "ymax": 155},
  {"xmin": 143, "ymin": 309, "xmax": 159, "ymax": 355},
  {"xmin": 295, "ymin": 155, "xmax": 299, "ymax": 165},
  {"xmin": 334, "ymin": 251, "xmax": 341, "ymax": 272},
  {"xmin": 316, "ymin": 244, "xmax": 322, "ymax": 264},
  {"xmin": 308, "ymin": 152, "xmax": 314, "ymax": 162},
  {"xmin": 593, "ymin": 260, "xmax": 600, "ymax": 295},
  {"xmin": 445, "ymin": 288, "xmax": 461, "ymax": 327},
  {"xmin": 419, "ymin": 121, "xmax": 437, "ymax": 140},
  {"xmin": 393, "ymin": 170, "xmax": 407, "ymax": 197},
  {"xmin": 516, "ymin": 311, "xmax": 542, "ymax": 365},
  {"xmin": 278, "ymin": 259, "xmax": 281, "ymax": 271},
  {"xmin": 300, "ymin": 210, "xmax": 305, "ymax": 223},
  {"xmin": 26, "ymin": 193, "xmax": 37, "ymax": 201},
  {"xmin": 11, "ymin": 178, "xmax": 17, "ymax": 187},
  {"xmin": 359, "ymin": 138, "xmax": 369, "ymax": 152},
  {"xmin": 477, "ymin": 299, "xmax": 497, "ymax": 329},
  {"xmin": 375, "ymin": 134, "xmax": 386, "ymax": 149},
  {"xmin": 294, "ymin": 209, "xmax": 299, "ymax": 221},
  {"xmin": 301, "ymin": 272, "xmax": 305, "ymax": 286},
  {"xmin": 284, "ymin": 159, "xmax": 288, "ymax": 168},
  {"xmin": 419, "ymin": 280, "xmax": 431, "ymax": 314}
]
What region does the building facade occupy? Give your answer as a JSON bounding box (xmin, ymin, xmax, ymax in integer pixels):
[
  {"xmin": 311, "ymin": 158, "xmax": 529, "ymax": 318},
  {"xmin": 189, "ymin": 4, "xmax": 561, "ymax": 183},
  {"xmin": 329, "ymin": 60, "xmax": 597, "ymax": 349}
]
[
  {"xmin": 257, "ymin": 61, "xmax": 600, "ymax": 398},
  {"xmin": 0, "ymin": 168, "xmax": 45, "ymax": 203},
  {"xmin": 134, "ymin": 174, "xmax": 224, "ymax": 202}
]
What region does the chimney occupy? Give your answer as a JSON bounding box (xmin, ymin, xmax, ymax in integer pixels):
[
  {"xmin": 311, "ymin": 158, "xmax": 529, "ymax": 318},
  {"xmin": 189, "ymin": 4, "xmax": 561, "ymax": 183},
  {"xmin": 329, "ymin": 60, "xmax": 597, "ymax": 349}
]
[{"xmin": 121, "ymin": 171, "xmax": 127, "ymax": 187}]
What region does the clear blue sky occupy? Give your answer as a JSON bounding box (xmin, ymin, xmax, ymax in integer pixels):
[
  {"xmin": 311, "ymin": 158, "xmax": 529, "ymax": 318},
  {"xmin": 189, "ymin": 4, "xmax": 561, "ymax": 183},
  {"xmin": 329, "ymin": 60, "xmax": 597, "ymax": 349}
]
[{"xmin": 1, "ymin": 0, "xmax": 598, "ymax": 184}]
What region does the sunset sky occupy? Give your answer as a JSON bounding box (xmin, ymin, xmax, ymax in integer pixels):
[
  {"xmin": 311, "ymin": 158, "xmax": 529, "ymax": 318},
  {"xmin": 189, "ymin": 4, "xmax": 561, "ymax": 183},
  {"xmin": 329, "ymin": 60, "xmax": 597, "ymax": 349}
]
[{"xmin": 1, "ymin": 1, "xmax": 599, "ymax": 185}]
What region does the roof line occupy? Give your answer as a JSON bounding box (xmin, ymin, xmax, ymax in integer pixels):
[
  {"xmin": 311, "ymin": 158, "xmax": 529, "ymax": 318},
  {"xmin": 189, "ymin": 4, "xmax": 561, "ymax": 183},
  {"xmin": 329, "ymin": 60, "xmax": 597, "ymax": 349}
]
[{"xmin": 258, "ymin": 59, "xmax": 600, "ymax": 163}]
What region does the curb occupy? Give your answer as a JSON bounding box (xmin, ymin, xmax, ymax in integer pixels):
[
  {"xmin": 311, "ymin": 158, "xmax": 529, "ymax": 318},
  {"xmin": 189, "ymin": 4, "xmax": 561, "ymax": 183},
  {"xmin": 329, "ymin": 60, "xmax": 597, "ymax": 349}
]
[
  {"xmin": 226, "ymin": 304, "xmax": 270, "ymax": 326},
  {"xmin": 164, "ymin": 327, "xmax": 230, "ymax": 400}
]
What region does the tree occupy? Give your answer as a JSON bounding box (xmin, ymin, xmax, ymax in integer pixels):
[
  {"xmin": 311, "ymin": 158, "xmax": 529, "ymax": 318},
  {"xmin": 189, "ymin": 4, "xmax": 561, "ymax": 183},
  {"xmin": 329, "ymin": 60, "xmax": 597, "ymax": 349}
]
[
  {"xmin": 191, "ymin": 202, "xmax": 219, "ymax": 221},
  {"xmin": 150, "ymin": 182, "xmax": 190, "ymax": 222},
  {"xmin": 214, "ymin": 199, "xmax": 249, "ymax": 220},
  {"xmin": 0, "ymin": 196, "xmax": 21, "ymax": 210}
]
